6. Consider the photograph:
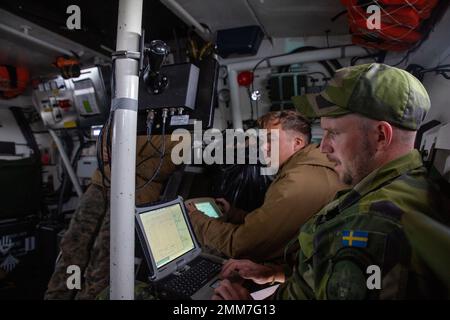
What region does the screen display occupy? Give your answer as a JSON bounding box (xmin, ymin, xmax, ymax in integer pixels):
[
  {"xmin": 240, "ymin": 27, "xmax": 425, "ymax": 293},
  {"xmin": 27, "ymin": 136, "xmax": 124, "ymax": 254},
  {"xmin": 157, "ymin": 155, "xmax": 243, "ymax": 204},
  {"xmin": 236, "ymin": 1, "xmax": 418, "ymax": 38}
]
[
  {"xmin": 139, "ymin": 204, "xmax": 195, "ymax": 268},
  {"xmin": 195, "ymin": 202, "xmax": 220, "ymax": 218}
]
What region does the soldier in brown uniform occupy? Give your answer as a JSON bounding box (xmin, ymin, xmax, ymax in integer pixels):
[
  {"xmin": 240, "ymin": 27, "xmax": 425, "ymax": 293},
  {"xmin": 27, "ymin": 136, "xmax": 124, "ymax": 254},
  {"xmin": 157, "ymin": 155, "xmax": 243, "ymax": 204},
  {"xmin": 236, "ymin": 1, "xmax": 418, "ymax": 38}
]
[{"xmin": 187, "ymin": 111, "xmax": 346, "ymax": 263}]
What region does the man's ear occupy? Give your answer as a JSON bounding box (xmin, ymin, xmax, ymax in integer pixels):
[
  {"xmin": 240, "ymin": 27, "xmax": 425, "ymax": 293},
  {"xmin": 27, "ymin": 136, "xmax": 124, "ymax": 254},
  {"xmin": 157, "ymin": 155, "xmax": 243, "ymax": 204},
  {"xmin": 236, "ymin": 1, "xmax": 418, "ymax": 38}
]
[
  {"xmin": 294, "ymin": 135, "xmax": 306, "ymax": 151},
  {"xmin": 376, "ymin": 121, "xmax": 393, "ymax": 150}
]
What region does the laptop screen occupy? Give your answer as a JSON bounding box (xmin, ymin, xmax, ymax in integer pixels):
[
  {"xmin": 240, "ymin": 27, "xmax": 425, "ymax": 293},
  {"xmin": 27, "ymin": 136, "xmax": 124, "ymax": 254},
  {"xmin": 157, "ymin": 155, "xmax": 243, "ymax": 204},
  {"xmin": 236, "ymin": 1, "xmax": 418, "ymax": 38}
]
[{"xmin": 138, "ymin": 203, "xmax": 195, "ymax": 269}]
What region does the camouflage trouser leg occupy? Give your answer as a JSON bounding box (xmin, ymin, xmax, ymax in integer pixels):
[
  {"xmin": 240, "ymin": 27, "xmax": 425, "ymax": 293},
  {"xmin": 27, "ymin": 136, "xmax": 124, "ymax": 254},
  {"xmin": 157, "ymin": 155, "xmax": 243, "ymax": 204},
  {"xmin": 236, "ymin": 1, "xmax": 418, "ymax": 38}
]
[
  {"xmin": 75, "ymin": 202, "xmax": 157, "ymax": 300},
  {"xmin": 44, "ymin": 184, "xmax": 108, "ymax": 300},
  {"xmin": 75, "ymin": 201, "xmax": 110, "ymax": 300}
]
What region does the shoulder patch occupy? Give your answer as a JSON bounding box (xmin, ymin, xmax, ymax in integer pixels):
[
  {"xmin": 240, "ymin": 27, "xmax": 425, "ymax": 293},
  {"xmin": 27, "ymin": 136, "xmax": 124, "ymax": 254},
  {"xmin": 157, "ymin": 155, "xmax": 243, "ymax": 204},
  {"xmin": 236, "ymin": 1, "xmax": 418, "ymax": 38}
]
[
  {"xmin": 327, "ymin": 259, "xmax": 367, "ymax": 300},
  {"xmin": 342, "ymin": 230, "xmax": 368, "ymax": 248}
]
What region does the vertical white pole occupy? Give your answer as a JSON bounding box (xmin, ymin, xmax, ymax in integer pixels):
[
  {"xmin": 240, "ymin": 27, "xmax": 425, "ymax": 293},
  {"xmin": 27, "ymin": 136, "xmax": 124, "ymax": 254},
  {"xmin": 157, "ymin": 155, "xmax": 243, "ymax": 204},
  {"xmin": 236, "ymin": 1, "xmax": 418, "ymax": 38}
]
[{"xmin": 110, "ymin": 0, "xmax": 143, "ymax": 300}]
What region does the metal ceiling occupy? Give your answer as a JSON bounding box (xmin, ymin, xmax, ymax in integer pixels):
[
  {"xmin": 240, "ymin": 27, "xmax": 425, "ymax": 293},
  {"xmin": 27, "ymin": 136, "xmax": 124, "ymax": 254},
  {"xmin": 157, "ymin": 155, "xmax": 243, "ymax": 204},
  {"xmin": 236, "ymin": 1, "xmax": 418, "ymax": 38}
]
[
  {"xmin": 167, "ymin": 0, "xmax": 349, "ymax": 38},
  {"xmin": 0, "ymin": 0, "xmax": 351, "ymax": 79},
  {"xmin": 0, "ymin": 0, "xmax": 188, "ymax": 58},
  {"xmin": 0, "ymin": 0, "xmax": 187, "ymax": 78},
  {"xmin": 0, "ymin": 8, "xmax": 109, "ymax": 78}
]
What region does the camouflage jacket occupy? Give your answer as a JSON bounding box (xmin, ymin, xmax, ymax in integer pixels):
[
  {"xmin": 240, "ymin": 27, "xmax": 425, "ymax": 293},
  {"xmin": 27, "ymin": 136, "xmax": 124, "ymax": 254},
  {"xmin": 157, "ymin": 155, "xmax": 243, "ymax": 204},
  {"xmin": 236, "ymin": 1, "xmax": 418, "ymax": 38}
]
[{"xmin": 277, "ymin": 150, "xmax": 450, "ymax": 300}]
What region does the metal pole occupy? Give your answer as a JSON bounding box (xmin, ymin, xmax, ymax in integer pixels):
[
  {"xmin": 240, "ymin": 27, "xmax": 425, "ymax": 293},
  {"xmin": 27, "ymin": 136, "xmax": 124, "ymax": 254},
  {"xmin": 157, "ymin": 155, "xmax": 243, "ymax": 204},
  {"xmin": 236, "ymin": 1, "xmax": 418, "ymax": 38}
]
[
  {"xmin": 226, "ymin": 45, "xmax": 368, "ymax": 71},
  {"xmin": 226, "ymin": 45, "xmax": 368, "ymax": 128},
  {"xmin": 48, "ymin": 129, "xmax": 83, "ymax": 197},
  {"xmin": 110, "ymin": 0, "xmax": 143, "ymax": 300}
]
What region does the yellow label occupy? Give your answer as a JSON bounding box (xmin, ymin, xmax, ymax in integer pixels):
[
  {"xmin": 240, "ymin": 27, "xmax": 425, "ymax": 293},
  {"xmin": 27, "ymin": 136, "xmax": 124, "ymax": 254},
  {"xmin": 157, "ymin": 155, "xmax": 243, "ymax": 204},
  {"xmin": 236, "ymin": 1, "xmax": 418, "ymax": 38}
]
[{"xmin": 64, "ymin": 121, "xmax": 77, "ymax": 128}]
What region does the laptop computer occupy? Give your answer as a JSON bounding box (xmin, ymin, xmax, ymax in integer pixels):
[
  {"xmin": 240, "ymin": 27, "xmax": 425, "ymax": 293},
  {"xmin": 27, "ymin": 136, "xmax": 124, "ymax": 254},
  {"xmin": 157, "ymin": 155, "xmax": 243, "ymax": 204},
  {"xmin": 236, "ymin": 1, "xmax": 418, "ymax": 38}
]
[{"xmin": 135, "ymin": 196, "xmax": 224, "ymax": 300}]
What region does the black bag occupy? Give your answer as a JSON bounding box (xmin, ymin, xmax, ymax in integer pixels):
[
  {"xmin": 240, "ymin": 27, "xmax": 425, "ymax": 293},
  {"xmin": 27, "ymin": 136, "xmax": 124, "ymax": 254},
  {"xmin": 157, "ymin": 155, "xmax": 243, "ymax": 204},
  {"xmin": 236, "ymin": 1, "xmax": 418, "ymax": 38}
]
[
  {"xmin": 0, "ymin": 156, "xmax": 41, "ymax": 219},
  {"xmin": 209, "ymin": 133, "xmax": 274, "ymax": 212},
  {"xmin": 210, "ymin": 163, "xmax": 273, "ymax": 212}
]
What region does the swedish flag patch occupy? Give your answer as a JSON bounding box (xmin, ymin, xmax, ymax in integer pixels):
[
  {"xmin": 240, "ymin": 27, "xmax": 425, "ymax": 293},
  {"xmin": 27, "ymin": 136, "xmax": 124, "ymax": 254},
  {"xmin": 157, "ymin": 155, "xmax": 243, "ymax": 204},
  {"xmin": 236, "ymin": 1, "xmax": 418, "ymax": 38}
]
[{"xmin": 342, "ymin": 230, "xmax": 368, "ymax": 248}]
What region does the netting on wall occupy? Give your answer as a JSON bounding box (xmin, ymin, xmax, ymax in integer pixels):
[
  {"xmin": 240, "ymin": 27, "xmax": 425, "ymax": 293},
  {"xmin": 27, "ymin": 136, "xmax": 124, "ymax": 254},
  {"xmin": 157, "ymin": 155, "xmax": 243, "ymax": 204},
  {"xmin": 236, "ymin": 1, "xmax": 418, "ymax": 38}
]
[{"xmin": 341, "ymin": 0, "xmax": 440, "ymax": 51}]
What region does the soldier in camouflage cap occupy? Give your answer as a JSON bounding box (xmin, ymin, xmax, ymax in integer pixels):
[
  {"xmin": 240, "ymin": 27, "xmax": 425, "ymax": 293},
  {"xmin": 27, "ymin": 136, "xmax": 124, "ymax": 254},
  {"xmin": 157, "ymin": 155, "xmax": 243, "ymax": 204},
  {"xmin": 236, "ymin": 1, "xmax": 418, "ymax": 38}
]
[
  {"xmin": 291, "ymin": 63, "xmax": 430, "ymax": 130},
  {"xmin": 212, "ymin": 63, "xmax": 450, "ymax": 300}
]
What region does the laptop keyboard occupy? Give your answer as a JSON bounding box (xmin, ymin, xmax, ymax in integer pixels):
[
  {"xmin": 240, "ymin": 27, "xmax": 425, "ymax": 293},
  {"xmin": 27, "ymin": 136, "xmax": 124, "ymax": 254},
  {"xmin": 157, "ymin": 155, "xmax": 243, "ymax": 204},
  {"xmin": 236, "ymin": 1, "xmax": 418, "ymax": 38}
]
[{"xmin": 161, "ymin": 258, "xmax": 222, "ymax": 297}]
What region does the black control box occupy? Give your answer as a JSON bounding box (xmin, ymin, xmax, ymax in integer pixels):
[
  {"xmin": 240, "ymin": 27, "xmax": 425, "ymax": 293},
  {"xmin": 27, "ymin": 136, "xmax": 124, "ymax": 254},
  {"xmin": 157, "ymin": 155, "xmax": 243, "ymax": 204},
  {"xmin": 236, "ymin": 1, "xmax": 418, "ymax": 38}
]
[
  {"xmin": 137, "ymin": 57, "xmax": 219, "ymax": 135},
  {"xmin": 216, "ymin": 25, "xmax": 264, "ymax": 58}
]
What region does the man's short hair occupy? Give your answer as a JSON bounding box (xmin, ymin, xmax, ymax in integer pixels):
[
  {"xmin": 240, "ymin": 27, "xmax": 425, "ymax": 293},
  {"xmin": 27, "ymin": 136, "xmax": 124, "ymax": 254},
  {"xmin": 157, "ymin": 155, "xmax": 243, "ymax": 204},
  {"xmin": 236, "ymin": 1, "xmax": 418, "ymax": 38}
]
[{"xmin": 258, "ymin": 110, "xmax": 312, "ymax": 143}]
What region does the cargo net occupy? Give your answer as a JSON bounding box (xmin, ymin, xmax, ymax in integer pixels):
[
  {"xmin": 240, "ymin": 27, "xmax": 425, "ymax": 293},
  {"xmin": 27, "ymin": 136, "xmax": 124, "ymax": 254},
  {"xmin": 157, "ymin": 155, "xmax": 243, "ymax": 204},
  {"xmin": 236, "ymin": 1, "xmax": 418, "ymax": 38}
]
[{"xmin": 340, "ymin": 0, "xmax": 440, "ymax": 51}]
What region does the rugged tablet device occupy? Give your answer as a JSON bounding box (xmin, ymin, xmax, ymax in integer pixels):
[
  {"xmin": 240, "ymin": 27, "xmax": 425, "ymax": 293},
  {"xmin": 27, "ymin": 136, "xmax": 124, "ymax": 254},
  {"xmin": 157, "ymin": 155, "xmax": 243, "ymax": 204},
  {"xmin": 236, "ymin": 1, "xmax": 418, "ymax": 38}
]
[{"xmin": 185, "ymin": 197, "xmax": 223, "ymax": 218}]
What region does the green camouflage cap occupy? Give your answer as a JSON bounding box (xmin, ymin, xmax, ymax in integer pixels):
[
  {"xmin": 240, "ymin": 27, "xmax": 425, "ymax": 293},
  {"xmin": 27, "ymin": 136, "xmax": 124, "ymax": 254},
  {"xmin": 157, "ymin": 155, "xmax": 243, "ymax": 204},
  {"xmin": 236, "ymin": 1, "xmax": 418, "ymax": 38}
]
[{"xmin": 292, "ymin": 63, "xmax": 430, "ymax": 130}]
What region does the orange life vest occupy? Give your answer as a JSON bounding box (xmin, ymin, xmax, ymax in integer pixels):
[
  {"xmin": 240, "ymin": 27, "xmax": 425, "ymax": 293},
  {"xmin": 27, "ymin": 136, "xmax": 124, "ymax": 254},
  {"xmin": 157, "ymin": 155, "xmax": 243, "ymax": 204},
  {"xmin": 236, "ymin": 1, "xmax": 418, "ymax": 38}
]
[{"xmin": 0, "ymin": 65, "xmax": 29, "ymax": 99}]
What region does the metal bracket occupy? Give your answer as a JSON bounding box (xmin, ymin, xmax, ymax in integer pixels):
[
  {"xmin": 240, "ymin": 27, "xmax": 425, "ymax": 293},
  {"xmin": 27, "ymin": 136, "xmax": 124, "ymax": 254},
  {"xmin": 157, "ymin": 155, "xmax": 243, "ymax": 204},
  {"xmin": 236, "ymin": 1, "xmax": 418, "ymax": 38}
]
[{"xmin": 111, "ymin": 50, "xmax": 141, "ymax": 61}]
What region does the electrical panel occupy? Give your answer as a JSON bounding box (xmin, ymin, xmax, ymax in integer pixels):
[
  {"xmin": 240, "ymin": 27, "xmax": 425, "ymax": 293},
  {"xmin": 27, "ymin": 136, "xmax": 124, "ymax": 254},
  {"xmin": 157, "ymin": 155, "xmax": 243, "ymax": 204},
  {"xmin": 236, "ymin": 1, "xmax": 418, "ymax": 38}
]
[
  {"xmin": 268, "ymin": 72, "xmax": 308, "ymax": 111},
  {"xmin": 76, "ymin": 156, "xmax": 98, "ymax": 179},
  {"xmin": 32, "ymin": 66, "xmax": 110, "ymax": 130},
  {"xmin": 268, "ymin": 72, "xmax": 328, "ymax": 111}
]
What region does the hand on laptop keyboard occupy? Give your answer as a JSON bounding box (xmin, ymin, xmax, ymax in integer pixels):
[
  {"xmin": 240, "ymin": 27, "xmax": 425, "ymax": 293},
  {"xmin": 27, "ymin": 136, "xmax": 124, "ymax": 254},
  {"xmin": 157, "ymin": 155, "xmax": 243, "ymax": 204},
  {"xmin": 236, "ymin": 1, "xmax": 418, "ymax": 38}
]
[
  {"xmin": 220, "ymin": 259, "xmax": 280, "ymax": 285},
  {"xmin": 161, "ymin": 258, "xmax": 222, "ymax": 297}
]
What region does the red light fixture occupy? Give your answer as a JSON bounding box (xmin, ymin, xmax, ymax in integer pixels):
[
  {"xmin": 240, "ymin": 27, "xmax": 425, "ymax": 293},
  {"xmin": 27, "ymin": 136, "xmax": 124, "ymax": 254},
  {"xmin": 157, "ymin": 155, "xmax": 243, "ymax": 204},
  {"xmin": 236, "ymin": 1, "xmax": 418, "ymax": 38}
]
[{"xmin": 237, "ymin": 71, "xmax": 254, "ymax": 87}]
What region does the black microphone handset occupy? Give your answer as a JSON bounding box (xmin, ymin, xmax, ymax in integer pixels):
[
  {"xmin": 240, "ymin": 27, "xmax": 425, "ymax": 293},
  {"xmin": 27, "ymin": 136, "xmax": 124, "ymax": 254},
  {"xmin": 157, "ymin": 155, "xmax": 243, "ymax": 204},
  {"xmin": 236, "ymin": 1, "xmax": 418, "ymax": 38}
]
[{"xmin": 143, "ymin": 40, "xmax": 170, "ymax": 95}]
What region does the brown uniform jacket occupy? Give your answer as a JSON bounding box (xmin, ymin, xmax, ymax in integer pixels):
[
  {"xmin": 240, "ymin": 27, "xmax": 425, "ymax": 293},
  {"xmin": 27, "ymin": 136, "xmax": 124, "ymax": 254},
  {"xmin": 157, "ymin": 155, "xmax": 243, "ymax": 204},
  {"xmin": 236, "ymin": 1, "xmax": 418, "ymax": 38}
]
[{"xmin": 189, "ymin": 143, "xmax": 346, "ymax": 262}]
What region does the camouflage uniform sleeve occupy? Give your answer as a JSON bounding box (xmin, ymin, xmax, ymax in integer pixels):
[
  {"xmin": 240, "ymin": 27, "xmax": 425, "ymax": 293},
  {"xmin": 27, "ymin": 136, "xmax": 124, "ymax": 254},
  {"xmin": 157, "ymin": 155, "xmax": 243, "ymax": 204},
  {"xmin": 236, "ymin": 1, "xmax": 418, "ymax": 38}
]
[
  {"xmin": 317, "ymin": 211, "xmax": 412, "ymax": 300},
  {"xmin": 275, "ymin": 267, "xmax": 315, "ymax": 300},
  {"xmin": 402, "ymin": 210, "xmax": 450, "ymax": 294},
  {"xmin": 276, "ymin": 210, "xmax": 416, "ymax": 300}
]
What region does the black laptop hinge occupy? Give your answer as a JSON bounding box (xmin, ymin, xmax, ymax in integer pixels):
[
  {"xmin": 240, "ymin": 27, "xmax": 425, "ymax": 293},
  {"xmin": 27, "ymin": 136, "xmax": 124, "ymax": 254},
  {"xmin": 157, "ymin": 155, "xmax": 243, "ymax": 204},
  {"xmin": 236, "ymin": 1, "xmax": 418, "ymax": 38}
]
[{"xmin": 174, "ymin": 259, "xmax": 190, "ymax": 274}]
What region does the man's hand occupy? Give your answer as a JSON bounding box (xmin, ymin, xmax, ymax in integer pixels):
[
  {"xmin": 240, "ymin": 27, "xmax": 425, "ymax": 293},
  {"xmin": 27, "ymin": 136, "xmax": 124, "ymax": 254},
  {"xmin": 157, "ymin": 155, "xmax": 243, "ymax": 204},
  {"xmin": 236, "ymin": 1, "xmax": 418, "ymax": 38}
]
[
  {"xmin": 215, "ymin": 198, "xmax": 231, "ymax": 214},
  {"xmin": 185, "ymin": 202, "xmax": 199, "ymax": 214},
  {"xmin": 212, "ymin": 279, "xmax": 251, "ymax": 300},
  {"xmin": 221, "ymin": 259, "xmax": 284, "ymax": 285}
]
